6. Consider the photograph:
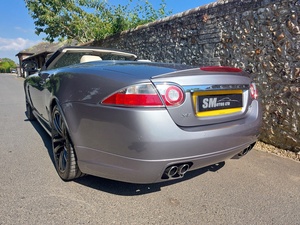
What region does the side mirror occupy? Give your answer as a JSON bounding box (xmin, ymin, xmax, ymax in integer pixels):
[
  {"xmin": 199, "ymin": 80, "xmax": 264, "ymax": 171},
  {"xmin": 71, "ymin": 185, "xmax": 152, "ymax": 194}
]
[{"xmin": 22, "ymin": 61, "xmax": 38, "ymax": 72}]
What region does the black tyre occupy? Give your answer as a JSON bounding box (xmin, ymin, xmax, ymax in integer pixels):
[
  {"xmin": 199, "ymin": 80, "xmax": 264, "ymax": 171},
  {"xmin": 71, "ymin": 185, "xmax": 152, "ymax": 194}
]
[
  {"xmin": 51, "ymin": 105, "xmax": 82, "ymax": 181},
  {"xmin": 26, "ymin": 101, "xmax": 36, "ymax": 121}
]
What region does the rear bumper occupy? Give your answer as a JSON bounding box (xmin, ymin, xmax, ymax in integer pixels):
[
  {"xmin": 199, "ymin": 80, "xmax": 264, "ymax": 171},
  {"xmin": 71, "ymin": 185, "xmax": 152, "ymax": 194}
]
[
  {"xmin": 63, "ymin": 100, "xmax": 261, "ymax": 184},
  {"xmin": 76, "ymin": 141, "xmax": 256, "ymax": 184}
]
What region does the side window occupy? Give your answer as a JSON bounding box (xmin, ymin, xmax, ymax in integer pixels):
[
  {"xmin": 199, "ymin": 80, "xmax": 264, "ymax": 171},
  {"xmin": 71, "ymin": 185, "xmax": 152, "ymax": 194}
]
[{"xmin": 51, "ymin": 53, "xmax": 84, "ymax": 69}]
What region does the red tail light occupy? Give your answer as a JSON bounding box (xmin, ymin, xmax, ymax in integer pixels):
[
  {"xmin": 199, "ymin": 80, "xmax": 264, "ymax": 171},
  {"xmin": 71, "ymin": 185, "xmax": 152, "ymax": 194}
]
[
  {"xmin": 200, "ymin": 66, "xmax": 242, "ymax": 72},
  {"xmin": 102, "ymin": 83, "xmax": 163, "ymax": 107},
  {"xmin": 250, "ymin": 83, "xmax": 258, "ymax": 99},
  {"xmin": 156, "ymin": 84, "xmax": 185, "ymax": 106},
  {"xmin": 102, "ymin": 83, "xmax": 185, "ymax": 107}
]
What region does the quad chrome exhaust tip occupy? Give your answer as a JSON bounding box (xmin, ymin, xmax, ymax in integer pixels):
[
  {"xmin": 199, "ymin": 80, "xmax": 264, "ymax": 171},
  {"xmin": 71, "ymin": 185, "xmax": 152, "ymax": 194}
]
[
  {"xmin": 163, "ymin": 163, "xmax": 192, "ymax": 179},
  {"xmin": 178, "ymin": 164, "xmax": 190, "ymax": 176},
  {"xmin": 165, "ymin": 166, "xmax": 178, "ymax": 178},
  {"xmin": 232, "ymin": 142, "xmax": 256, "ymax": 159}
]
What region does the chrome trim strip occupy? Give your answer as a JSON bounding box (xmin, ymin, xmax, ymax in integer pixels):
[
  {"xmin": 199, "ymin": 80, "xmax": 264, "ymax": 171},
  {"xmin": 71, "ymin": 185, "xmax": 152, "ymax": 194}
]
[{"xmin": 183, "ymin": 84, "xmax": 250, "ymax": 93}]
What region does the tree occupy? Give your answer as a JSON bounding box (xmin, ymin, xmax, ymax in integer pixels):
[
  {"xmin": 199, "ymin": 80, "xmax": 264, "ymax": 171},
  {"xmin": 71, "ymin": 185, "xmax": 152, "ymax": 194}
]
[
  {"xmin": 0, "ymin": 58, "xmax": 17, "ymax": 73},
  {"xmin": 24, "ymin": 0, "xmax": 171, "ymax": 43}
]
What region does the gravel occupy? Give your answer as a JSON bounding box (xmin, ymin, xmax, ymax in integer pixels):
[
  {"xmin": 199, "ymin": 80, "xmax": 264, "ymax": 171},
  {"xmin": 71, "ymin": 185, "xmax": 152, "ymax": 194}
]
[{"xmin": 255, "ymin": 141, "xmax": 300, "ymax": 162}]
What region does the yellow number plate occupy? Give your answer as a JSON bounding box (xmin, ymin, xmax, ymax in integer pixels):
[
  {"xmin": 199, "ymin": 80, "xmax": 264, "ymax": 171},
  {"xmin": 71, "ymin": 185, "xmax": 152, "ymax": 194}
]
[{"xmin": 193, "ymin": 90, "xmax": 243, "ymax": 117}]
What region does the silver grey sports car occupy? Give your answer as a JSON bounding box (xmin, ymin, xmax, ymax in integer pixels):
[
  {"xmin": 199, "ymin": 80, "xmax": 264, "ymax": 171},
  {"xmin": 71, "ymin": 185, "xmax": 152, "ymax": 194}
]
[{"xmin": 24, "ymin": 46, "xmax": 262, "ymax": 184}]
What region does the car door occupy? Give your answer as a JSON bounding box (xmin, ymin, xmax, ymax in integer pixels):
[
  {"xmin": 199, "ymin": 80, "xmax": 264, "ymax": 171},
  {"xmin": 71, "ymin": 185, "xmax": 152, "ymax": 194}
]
[{"xmin": 28, "ymin": 70, "xmax": 52, "ymax": 122}]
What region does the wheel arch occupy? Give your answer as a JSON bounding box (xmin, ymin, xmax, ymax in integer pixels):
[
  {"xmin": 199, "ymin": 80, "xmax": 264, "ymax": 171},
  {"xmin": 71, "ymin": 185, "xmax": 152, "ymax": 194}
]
[
  {"xmin": 50, "ymin": 100, "xmax": 83, "ymax": 180},
  {"xmin": 49, "ymin": 98, "xmax": 78, "ymax": 156}
]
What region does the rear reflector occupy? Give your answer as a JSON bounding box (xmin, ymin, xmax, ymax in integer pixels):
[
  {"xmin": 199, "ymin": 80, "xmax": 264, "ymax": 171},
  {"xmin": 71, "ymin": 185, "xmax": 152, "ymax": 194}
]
[{"xmin": 200, "ymin": 66, "xmax": 242, "ymax": 72}]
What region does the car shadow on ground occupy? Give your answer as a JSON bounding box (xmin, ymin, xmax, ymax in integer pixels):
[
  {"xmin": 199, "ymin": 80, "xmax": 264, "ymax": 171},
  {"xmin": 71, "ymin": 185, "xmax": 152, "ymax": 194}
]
[{"xmin": 25, "ymin": 115, "xmax": 225, "ymax": 196}]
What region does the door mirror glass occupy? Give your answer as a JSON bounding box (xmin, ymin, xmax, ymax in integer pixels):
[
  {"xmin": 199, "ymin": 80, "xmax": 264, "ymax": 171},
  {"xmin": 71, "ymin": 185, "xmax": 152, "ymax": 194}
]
[{"xmin": 22, "ymin": 61, "xmax": 38, "ymax": 72}]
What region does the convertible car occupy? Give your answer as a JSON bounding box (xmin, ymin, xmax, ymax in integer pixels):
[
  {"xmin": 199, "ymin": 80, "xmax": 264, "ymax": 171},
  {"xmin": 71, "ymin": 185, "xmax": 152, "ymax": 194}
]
[{"xmin": 24, "ymin": 46, "xmax": 261, "ymax": 184}]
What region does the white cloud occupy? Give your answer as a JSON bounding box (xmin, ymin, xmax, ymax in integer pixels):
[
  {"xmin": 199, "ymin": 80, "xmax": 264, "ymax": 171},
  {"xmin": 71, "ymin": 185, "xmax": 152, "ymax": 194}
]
[
  {"xmin": 0, "ymin": 37, "xmax": 42, "ymax": 62},
  {"xmin": 0, "ymin": 37, "xmax": 40, "ymax": 52}
]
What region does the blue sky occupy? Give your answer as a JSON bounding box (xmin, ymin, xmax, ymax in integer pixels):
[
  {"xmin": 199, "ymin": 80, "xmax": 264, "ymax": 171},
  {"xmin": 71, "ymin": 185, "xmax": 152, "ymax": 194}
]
[{"xmin": 0, "ymin": 0, "xmax": 214, "ymax": 63}]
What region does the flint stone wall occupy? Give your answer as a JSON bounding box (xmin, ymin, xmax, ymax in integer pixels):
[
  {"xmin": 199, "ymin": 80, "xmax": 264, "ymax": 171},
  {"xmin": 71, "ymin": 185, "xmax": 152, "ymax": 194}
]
[{"xmin": 92, "ymin": 0, "xmax": 300, "ymax": 152}]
